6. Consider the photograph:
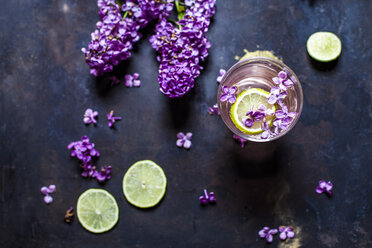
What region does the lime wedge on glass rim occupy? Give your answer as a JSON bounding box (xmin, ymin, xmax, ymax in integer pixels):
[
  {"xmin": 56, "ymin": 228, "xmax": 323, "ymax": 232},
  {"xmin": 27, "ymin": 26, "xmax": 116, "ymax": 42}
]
[
  {"xmin": 307, "ymin": 32, "xmax": 342, "ymax": 62},
  {"xmin": 76, "ymin": 189, "xmax": 119, "ymax": 234},
  {"xmin": 230, "ymin": 88, "xmax": 276, "ymax": 135},
  {"xmin": 123, "ymin": 160, "xmax": 167, "ymax": 208}
]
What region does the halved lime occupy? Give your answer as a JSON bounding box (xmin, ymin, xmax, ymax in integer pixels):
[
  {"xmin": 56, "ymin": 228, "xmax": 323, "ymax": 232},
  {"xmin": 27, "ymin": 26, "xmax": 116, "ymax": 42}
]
[
  {"xmin": 230, "ymin": 88, "xmax": 276, "ymax": 135},
  {"xmin": 76, "ymin": 189, "xmax": 119, "ymax": 234},
  {"xmin": 123, "ymin": 160, "xmax": 167, "ymax": 208},
  {"xmin": 307, "ymin": 32, "xmax": 342, "ymax": 62}
]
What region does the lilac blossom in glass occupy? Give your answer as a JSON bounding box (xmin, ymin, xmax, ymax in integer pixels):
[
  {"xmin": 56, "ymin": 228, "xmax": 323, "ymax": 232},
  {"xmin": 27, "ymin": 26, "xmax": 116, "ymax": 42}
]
[{"xmin": 219, "ymin": 86, "xmax": 237, "ymax": 104}]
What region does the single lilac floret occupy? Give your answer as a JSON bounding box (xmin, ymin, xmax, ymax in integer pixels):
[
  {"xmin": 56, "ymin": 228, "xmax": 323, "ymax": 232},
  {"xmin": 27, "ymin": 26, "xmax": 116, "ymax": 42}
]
[
  {"xmin": 233, "ymin": 134, "xmax": 248, "ymax": 148},
  {"xmin": 208, "ymin": 103, "xmax": 220, "ymax": 115},
  {"xmin": 41, "ymin": 184, "xmax": 56, "ymax": 205},
  {"xmin": 278, "ymin": 226, "xmax": 295, "ymax": 241},
  {"xmin": 107, "ymin": 110, "xmax": 122, "ymax": 127},
  {"xmin": 316, "ymin": 180, "xmax": 333, "ymax": 196},
  {"xmin": 176, "ymin": 132, "xmax": 192, "ymax": 149},
  {"xmin": 220, "ymin": 86, "xmax": 237, "ymax": 103},
  {"xmin": 125, "ymin": 73, "xmax": 141, "ymax": 87},
  {"xmin": 261, "ymin": 119, "xmax": 270, "ymax": 139},
  {"xmin": 83, "ymin": 108, "xmax": 98, "ymax": 125},
  {"xmin": 199, "ymin": 189, "xmax": 216, "ymax": 205},
  {"xmin": 258, "ymin": 227, "xmax": 278, "ymax": 243},
  {"xmin": 216, "ymin": 69, "xmax": 226, "ymax": 83}
]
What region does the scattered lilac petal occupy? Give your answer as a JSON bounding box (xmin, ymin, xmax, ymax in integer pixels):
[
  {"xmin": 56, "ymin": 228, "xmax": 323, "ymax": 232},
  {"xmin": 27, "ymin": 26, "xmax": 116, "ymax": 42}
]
[
  {"xmin": 107, "ymin": 110, "xmax": 122, "ymax": 128},
  {"xmin": 258, "ymin": 227, "xmax": 278, "ymax": 243},
  {"xmin": 233, "ymin": 134, "xmax": 248, "ymax": 148},
  {"xmin": 208, "ymin": 103, "xmax": 220, "ymax": 115},
  {"xmin": 44, "ymin": 195, "xmax": 53, "ymax": 205},
  {"xmin": 125, "ymin": 73, "xmax": 141, "ymax": 87},
  {"xmin": 83, "ymin": 108, "xmax": 98, "ymax": 125},
  {"xmin": 216, "ymin": 69, "xmax": 226, "ymax": 83},
  {"xmin": 316, "ymin": 180, "xmax": 333, "ymax": 196},
  {"xmin": 199, "ymin": 189, "xmax": 216, "ymax": 205},
  {"xmin": 176, "ymin": 132, "xmax": 192, "ymax": 150},
  {"xmin": 278, "ymin": 226, "xmax": 295, "ymax": 241}
]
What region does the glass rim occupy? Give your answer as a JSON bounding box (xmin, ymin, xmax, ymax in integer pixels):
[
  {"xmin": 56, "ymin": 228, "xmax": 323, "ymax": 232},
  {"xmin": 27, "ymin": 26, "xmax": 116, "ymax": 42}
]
[{"xmin": 218, "ymin": 56, "xmax": 304, "ymax": 142}]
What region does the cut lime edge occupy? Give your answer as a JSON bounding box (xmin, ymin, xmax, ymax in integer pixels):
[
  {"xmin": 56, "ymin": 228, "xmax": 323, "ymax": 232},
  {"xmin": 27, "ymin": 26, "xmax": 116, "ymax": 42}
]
[
  {"xmin": 306, "ymin": 32, "xmax": 342, "ymax": 62},
  {"xmin": 122, "ymin": 160, "xmax": 167, "ymax": 209},
  {"xmin": 76, "ymin": 188, "xmax": 119, "ymax": 234},
  {"xmin": 230, "ymin": 88, "xmax": 276, "ymax": 135}
]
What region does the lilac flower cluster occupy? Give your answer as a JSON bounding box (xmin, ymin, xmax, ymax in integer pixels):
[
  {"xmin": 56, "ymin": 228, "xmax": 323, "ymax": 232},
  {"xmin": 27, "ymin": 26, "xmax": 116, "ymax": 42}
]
[
  {"xmin": 82, "ymin": 0, "xmax": 174, "ymax": 76},
  {"xmin": 67, "ymin": 136, "xmax": 111, "ymax": 183},
  {"xmin": 150, "ymin": 0, "xmax": 216, "ymax": 98},
  {"xmin": 259, "ymin": 226, "xmax": 295, "ymax": 243}
]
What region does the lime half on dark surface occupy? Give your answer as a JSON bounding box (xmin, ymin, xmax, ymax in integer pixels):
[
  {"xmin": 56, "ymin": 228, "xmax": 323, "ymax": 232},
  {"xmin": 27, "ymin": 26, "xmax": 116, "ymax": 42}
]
[{"xmin": 307, "ymin": 32, "xmax": 342, "ymax": 62}]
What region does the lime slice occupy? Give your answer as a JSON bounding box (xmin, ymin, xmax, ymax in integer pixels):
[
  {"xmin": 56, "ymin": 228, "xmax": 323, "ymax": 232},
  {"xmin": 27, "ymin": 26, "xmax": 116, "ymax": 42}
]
[
  {"xmin": 76, "ymin": 189, "xmax": 119, "ymax": 233},
  {"xmin": 230, "ymin": 88, "xmax": 276, "ymax": 135},
  {"xmin": 307, "ymin": 32, "xmax": 342, "ymax": 62},
  {"xmin": 123, "ymin": 160, "xmax": 167, "ymax": 208}
]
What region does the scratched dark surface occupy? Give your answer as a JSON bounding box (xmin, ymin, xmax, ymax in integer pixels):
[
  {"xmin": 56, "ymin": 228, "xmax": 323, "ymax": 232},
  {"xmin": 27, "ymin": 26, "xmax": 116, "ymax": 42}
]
[{"xmin": 1, "ymin": 0, "xmax": 372, "ymax": 247}]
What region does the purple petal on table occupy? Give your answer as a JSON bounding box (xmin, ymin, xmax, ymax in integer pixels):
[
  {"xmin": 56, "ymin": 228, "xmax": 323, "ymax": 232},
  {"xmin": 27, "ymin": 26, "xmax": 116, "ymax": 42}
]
[
  {"xmin": 41, "ymin": 186, "xmax": 49, "ymax": 195},
  {"xmin": 183, "ymin": 140, "xmax": 192, "ymax": 149},
  {"xmin": 315, "ymin": 186, "xmax": 324, "ymax": 194},
  {"xmin": 279, "ymin": 232, "xmax": 287, "ymax": 240},
  {"xmin": 269, "ymin": 229, "xmax": 278, "ymax": 235},
  {"xmin": 176, "ymin": 139, "xmax": 184, "ymax": 147},
  {"xmin": 44, "ymin": 195, "xmax": 53, "ymax": 204},
  {"xmin": 48, "ymin": 185, "xmax": 56, "ymax": 193},
  {"xmin": 287, "ymin": 230, "xmax": 295, "ymax": 238},
  {"xmin": 177, "ymin": 132, "xmax": 185, "ymax": 139},
  {"xmin": 266, "ymin": 234, "xmax": 274, "ymax": 243},
  {"xmin": 186, "ymin": 132, "xmax": 193, "ymax": 139}
]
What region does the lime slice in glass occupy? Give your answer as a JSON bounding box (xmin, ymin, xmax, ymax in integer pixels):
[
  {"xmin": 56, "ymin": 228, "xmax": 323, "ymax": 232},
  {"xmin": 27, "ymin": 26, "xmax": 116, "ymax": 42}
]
[
  {"xmin": 76, "ymin": 189, "xmax": 119, "ymax": 234},
  {"xmin": 230, "ymin": 88, "xmax": 276, "ymax": 135},
  {"xmin": 123, "ymin": 160, "xmax": 167, "ymax": 208},
  {"xmin": 307, "ymin": 32, "xmax": 342, "ymax": 62}
]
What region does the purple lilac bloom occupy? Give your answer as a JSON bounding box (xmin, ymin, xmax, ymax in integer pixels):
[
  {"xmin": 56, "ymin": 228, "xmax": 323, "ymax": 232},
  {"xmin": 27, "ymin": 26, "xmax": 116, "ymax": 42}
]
[
  {"xmin": 83, "ymin": 108, "xmax": 99, "ymax": 125},
  {"xmin": 40, "ymin": 185, "xmax": 56, "ymax": 205},
  {"xmin": 316, "ymin": 180, "xmax": 333, "ymax": 196},
  {"xmin": 68, "ymin": 136, "xmax": 100, "ymax": 164},
  {"xmin": 150, "ymin": 0, "xmax": 216, "ymax": 98},
  {"xmin": 273, "ymin": 105, "xmax": 296, "ymax": 134},
  {"xmin": 199, "ymin": 189, "xmax": 216, "ymax": 205},
  {"xmin": 125, "ymin": 73, "xmax": 141, "ymax": 87},
  {"xmin": 208, "ymin": 103, "xmax": 220, "ymax": 115},
  {"xmin": 82, "ymin": 0, "xmax": 174, "ymax": 77},
  {"xmin": 107, "ymin": 110, "xmax": 122, "ymax": 127},
  {"xmin": 278, "ymin": 226, "xmax": 295, "ymax": 241},
  {"xmin": 216, "ymin": 69, "xmax": 226, "ymax": 83},
  {"xmin": 176, "ymin": 132, "xmax": 192, "ymax": 149},
  {"xmin": 233, "ymin": 134, "xmax": 248, "ymax": 148},
  {"xmin": 219, "ymin": 86, "xmax": 237, "ymax": 103},
  {"xmin": 94, "ymin": 165, "xmax": 112, "ymax": 183},
  {"xmin": 258, "ymin": 227, "xmax": 278, "ymax": 243}
]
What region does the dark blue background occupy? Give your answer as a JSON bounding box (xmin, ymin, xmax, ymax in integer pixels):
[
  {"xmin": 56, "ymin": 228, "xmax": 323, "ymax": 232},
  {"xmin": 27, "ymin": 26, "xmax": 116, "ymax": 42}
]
[{"xmin": 0, "ymin": 0, "xmax": 371, "ymax": 247}]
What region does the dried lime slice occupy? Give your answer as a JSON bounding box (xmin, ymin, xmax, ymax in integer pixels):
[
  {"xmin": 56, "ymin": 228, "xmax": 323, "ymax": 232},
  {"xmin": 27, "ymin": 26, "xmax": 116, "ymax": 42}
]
[
  {"xmin": 307, "ymin": 32, "xmax": 342, "ymax": 62},
  {"xmin": 76, "ymin": 189, "xmax": 119, "ymax": 234},
  {"xmin": 123, "ymin": 160, "xmax": 167, "ymax": 208}
]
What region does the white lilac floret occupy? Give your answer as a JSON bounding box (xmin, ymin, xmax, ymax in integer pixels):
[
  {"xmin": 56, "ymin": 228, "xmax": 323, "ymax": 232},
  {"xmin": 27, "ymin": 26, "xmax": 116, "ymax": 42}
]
[
  {"xmin": 219, "ymin": 86, "xmax": 237, "ymax": 104},
  {"xmin": 208, "ymin": 103, "xmax": 220, "ymax": 115},
  {"xmin": 176, "ymin": 132, "xmax": 192, "ymax": 149},
  {"xmin": 83, "ymin": 108, "xmax": 99, "ymax": 125},
  {"xmin": 82, "ymin": 0, "xmax": 174, "ymax": 76},
  {"xmin": 125, "ymin": 73, "xmax": 141, "ymax": 87},
  {"xmin": 199, "ymin": 189, "xmax": 216, "ymax": 205},
  {"xmin": 40, "ymin": 185, "xmax": 56, "ymax": 205},
  {"xmin": 150, "ymin": 0, "xmax": 216, "ymax": 98},
  {"xmin": 258, "ymin": 227, "xmax": 278, "ymax": 243},
  {"xmin": 315, "ymin": 180, "xmax": 333, "ymax": 196},
  {"xmin": 278, "ymin": 226, "xmax": 295, "ymax": 241},
  {"xmin": 216, "ymin": 69, "xmax": 226, "ymax": 83},
  {"xmin": 107, "ymin": 110, "xmax": 122, "ymax": 127}
]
